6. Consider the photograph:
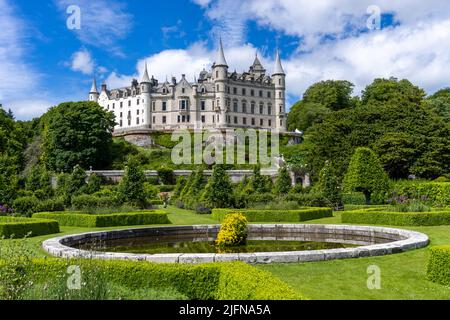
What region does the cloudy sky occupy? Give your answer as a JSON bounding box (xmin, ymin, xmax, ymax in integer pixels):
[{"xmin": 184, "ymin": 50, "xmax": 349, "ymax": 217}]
[{"xmin": 1, "ymin": 0, "xmax": 450, "ymax": 120}]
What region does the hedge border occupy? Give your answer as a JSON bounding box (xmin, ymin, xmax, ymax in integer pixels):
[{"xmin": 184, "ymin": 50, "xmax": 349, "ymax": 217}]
[
  {"xmin": 23, "ymin": 258, "xmax": 305, "ymax": 300},
  {"xmin": 0, "ymin": 216, "xmax": 60, "ymax": 238},
  {"xmin": 426, "ymin": 245, "xmax": 450, "ymax": 286},
  {"xmin": 32, "ymin": 211, "xmax": 170, "ymax": 227},
  {"xmin": 341, "ymin": 210, "xmax": 450, "ymax": 226},
  {"xmin": 211, "ymin": 208, "xmax": 332, "ymax": 222}
]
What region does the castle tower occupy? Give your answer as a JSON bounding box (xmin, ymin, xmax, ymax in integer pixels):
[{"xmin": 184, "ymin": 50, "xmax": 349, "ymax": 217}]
[
  {"xmin": 88, "ymin": 77, "xmax": 99, "ymax": 102},
  {"xmin": 212, "ymin": 38, "xmax": 228, "ymax": 128},
  {"xmin": 140, "ymin": 62, "xmax": 152, "ymax": 128},
  {"xmin": 272, "ymin": 50, "xmax": 286, "ymax": 132}
]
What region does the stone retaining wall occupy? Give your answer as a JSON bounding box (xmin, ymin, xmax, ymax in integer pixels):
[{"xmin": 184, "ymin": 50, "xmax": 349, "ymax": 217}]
[{"xmin": 42, "ymin": 224, "xmax": 429, "ymax": 264}]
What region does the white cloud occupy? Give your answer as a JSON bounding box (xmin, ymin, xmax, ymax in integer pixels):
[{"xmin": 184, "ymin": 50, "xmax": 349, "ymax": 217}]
[
  {"xmin": 7, "ymin": 99, "xmax": 56, "ymax": 120},
  {"xmin": 54, "ymin": 0, "xmax": 133, "ymax": 55},
  {"xmin": 70, "ymin": 49, "xmax": 94, "ymax": 74}
]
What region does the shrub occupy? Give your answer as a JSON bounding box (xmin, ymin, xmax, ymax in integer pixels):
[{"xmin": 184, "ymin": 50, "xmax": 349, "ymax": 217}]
[
  {"xmin": 317, "ymin": 160, "xmax": 343, "ymax": 210},
  {"xmin": 389, "ymin": 180, "xmax": 450, "ymax": 207},
  {"xmin": 427, "ymin": 245, "xmax": 450, "ymax": 286},
  {"xmin": 12, "ymin": 196, "xmax": 39, "ymax": 217},
  {"xmin": 283, "ymin": 193, "xmax": 328, "ymax": 207},
  {"xmin": 119, "ymin": 157, "xmax": 147, "ymax": 208},
  {"xmin": 341, "ymin": 209, "xmax": 450, "ymax": 226},
  {"xmin": 36, "ymin": 198, "xmax": 65, "ymax": 213},
  {"xmin": 158, "ymin": 185, "xmax": 175, "ymax": 193},
  {"xmin": 17, "ymin": 259, "xmax": 305, "ymax": 300},
  {"xmin": 274, "ymin": 166, "xmax": 292, "ymax": 195},
  {"xmin": 149, "ymin": 199, "xmax": 164, "ymax": 206},
  {"xmin": 246, "ymin": 192, "xmax": 276, "ymax": 205},
  {"xmin": 71, "ymin": 194, "xmax": 121, "ymax": 212},
  {"xmin": 84, "ymin": 173, "xmax": 103, "ymax": 194},
  {"xmin": 33, "ymin": 211, "xmax": 170, "ymax": 227},
  {"xmin": 216, "ymin": 213, "xmax": 248, "ymax": 247},
  {"xmin": 200, "ymin": 165, "xmax": 234, "ymax": 209},
  {"xmin": 157, "ymin": 167, "xmax": 175, "ymax": 185},
  {"xmin": 212, "ymin": 208, "xmax": 333, "ymax": 222},
  {"xmin": 195, "ymin": 203, "xmax": 212, "ymax": 214},
  {"xmin": 0, "ymin": 216, "xmax": 59, "ymax": 238}
]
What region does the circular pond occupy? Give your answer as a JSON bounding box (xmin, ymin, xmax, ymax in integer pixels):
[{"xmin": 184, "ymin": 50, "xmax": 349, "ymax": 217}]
[{"xmin": 43, "ymin": 224, "xmax": 429, "ymax": 264}]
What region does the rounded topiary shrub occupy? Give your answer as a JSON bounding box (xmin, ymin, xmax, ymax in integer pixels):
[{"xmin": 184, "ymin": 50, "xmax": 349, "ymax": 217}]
[{"xmin": 215, "ymin": 212, "xmax": 248, "ymax": 247}]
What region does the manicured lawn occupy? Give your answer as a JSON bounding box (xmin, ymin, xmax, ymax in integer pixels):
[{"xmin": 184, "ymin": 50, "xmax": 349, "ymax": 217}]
[{"xmin": 1, "ymin": 206, "xmax": 449, "ymax": 300}]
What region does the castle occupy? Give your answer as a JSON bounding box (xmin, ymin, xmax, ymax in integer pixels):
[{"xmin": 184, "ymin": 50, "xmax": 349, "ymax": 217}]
[{"xmin": 88, "ymin": 40, "xmax": 287, "ymax": 132}]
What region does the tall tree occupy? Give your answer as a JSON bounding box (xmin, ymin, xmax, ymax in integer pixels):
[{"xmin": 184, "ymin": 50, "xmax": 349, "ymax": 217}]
[
  {"xmin": 317, "ymin": 160, "xmax": 343, "ymax": 210},
  {"xmin": 287, "ymin": 101, "xmax": 331, "ymax": 132},
  {"xmin": 41, "ymin": 101, "xmax": 115, "ymax": 172},
  {"xmin": 343, "ymin": 148, "xmax": 389, "ymax": 204},
  {"xmin": 200, "ymin": 164, "xmax": 234, "ymax": 208},
  {"xmin": 119, "ymin": 157, "xmax": 146, "ymax": 208},
  {"xmin": 274, "ymin": 166, "xmax": 292, "ymax": 195},
  {"xmin": 303, "ymin": 80, "xmax": 356, "ymax": 111}
]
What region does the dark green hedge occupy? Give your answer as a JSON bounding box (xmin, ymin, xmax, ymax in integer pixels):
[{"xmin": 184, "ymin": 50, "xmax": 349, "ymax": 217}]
[
  {"xmin": 341, "ymin": 210, "xmax": 450, "ymax": 226},
  {"xmin": 71, "ymin": 195, "xmax": 121, "ymax": 211},
  {"xmin": 33, "ymin": 210, "xmax": 170, "ymax": 227},
  {"xmin": 212, "ymin": 208, "xmax": 332, "ymax": 222},
  {"xmin": 0, "ymin": 217, "xmax": 59, "ymax": 238},
  {"xmin": 390, "ymin": 181, "xmax": 450, "ymax": 206},
  {"xmin": 426, "ymin": 245, "xmax": 450, "ymax": 286},
  {"xmin": 23, "ymin": 259, "xmax": 305, "ymax": 300}
]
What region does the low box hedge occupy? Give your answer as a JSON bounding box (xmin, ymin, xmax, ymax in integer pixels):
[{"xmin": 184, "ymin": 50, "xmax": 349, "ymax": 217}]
[
  {"xmin": 211, "ymin": 208, "xmax": 333, "ymax": 222},
  {"xmin": 341, "ymin": 209, "xmax": 450, "ymax": 226},
  {"xmin": 20, "ymin": 259, "xmax": 305, "ymax": 300},
  {"xmin": 426, "ymin": 245, "xmax": 450, "ymax": 286},
  {"xmin": 32, "ymin": 210, "xmax": 170, "ymax": 227},
  {"xmin": 0, "ymin": 216, "xmax": 59, "ymax": 238}
]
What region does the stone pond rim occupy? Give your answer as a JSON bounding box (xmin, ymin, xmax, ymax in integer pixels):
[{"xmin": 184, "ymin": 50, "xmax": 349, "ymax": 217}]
[{"xmin": 42, "ymin": 224, "xmax": 429, "ymax": 264}]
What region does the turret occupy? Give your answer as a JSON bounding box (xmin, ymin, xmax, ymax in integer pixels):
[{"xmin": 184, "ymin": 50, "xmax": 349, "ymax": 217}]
[
  {"xmin": 140, "ymin": 62, "xmax": 151, "ymax": 128},
  {"xmin": 272, "ymin": 50, "xmax": 286, "ymax": 132},
  {"xmin": 213, "ymin": 38, "xmax": 228, "ymax": 128},
  {"xmin": 88, "ymin": 77, "xmax": 99, "ymax": 102}
]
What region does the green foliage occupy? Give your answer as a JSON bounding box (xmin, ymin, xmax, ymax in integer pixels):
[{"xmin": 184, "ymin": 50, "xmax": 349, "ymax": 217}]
[
  {"xmin": 41, "ymin": 101, "xmax": 116, "ymax": 172},
  {"xmin": 425, "ymin": 93, "xmax": 450, "ymax": 122},
  {"xmin": 343, "ymin": 147, "xmax": 389, "ymax": 204},
  {"xmin": 24, "ymin": 165, "xmax": 53, "ymax": 198},
  {"xmin": 215, "ymin": 212, "xmax": 248, "ymax": 247},
  {"xmin": 157, "ymin": 167, "xmax": 175, "ymax": 185},
  {"xmin": 33, "ymin": 211, "xmax": 170, "ymax": 227},
  {"xmin": 389, "ymin": 180, "xmax": 450, "ymax": 207},
  {"xmin": 283, "ymin": 193, "xmax": 328, "ymax": 207},
  {"xmin": 70, "ymin": 194, "xmax": 122, "ymax": 212},
  {"xmin": 341, "ymin": 209, "xmax": 450, "ymax": 226},
  {"xmin": 274, "ymin": 166, "xmax": 292, "ymax": 195},
  {"xmin": 361, "ymin": 78, "xmax": 426, "ymax": 106},
  {"xmin": 0, "ymin": 155, "xmax": 19, "ymax": 206},
  {"xmin": 119, "ymin": 157, "xmax": 147, "ymax": 208},
  {"xmin": 303, "ymin": 80, "xmax": 356, "ymax": 111},
  {"xmin": 200, "ymin": 165, "xmax": 234, "ymax": 209},
  {"xmin": 287, "ymin": 101, "xmax": 331, "ymax": 132},
  {"xmin": 181, "ymin": 168, "xmax": 207, "ymax": 209},
  {"xmin": 84, "ymin": 173, "xmax": 103, "ymax": 194},
  {"xmin": 426, "ymin": 245, "xmax": 450, "ymax": 286},
  {"xmin": 62, "ymin": 165, "xmax": 87, "ymax": 204},
  {"xmin": 317, "ymin": 161, "xmax": 343, "ymax": 210},
  {"xmin": 0, "ymin": 217, "xmax": 59, "ymax": 238},
  {"xmin": 212, "ymin": 208, "xmax": 332, "ymax": 222},
  {"xmin": 36, "ymin": 198, "xmax": 65, "ymax": 212},
  {"xmin": 12, "ymin": 196, "xmax": 40, "ymax": 217},
  {"xmin": 172, "ymin": 177, "xmax": 187, "ymax": 199}
]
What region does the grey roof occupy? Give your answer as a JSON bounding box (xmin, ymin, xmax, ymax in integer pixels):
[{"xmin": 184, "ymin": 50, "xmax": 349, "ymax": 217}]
[
  {"xmin": 251, "ymin": 54, "xmax": 265, "ymax": 72},
  {"xmin": 215, "ymin": 38, "xmax": 228, "ymax": 67},
  {"xmin": 141, "ymin": 62, "xmax": 151, "ymax": 83},
  {"xmin": 273, "ymin": 50, "xmax": 285, "ymax": 75},
  {"xmin": 90, "ymin": 77, "xmax": 98, "ymax": 93}
]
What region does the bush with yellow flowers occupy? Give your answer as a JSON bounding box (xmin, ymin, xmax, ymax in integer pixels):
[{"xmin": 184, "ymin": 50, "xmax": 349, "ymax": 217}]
[{"xmin": 215, "ymin": 212, "xmax": 248, "ymax": 247}]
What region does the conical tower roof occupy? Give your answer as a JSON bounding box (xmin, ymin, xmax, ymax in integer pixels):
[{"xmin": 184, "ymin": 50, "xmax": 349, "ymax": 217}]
[
  {"xmin": 215, "ymin": 38, "xmax": 228, "ymax": 67},
  {"xmin": 90, "ymin": 77, "xmax": 98, "ymax": 93},
  {"xmin": 251, "ymin": 53, "xmax": 265, "ymax": 72},
  {"xmin": 273, "ymin": 50, "xmax": 285, "ymax": 75},
  {"xmin": 141, "ymin": 62, "xmax": 151, "ymax": 83}
]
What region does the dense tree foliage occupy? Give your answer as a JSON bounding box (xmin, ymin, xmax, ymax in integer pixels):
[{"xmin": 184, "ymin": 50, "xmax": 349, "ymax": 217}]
[
  {"xmin": 425, "ymin": 88, "xmax": 450, "ymax": 122},
  {"xmin": 343, "ymin": 148, "xmax": 389, "ymax": 204},
  {"xmin": 317, "ymin": 160, "xmax": 343, "ymax": 210},
  {"xmin": 274, "ymin": 166, "xmax": 292, "ymax": 195},
  {"xmin": 303, "ymin": 80, "xmax": 356, "ymax": 111},
  {"xmin": 200, "ymin": 164, "xmax": 234, "ymax": 208},
  {"xmin": 287, "ymin": 102, "xmax": 331, "ymax": 132},
  {"xmin": 41, "ymin": 101, "xmax": 115, "ymax": 172},
  {"xmin": 305, "ymin": 78, "xmax": 450, "ymax": 180},
  {"xmin": 119, "ymin": 157, "xmax": 147, "ymax": 208}
]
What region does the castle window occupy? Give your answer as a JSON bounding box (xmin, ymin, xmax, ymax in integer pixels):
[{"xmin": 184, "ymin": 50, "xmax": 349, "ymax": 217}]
[
  {"xmin": 128, "ymin": 110, "xmax": 131, "ymax": 118},
  {"xmin": 162, "ymin": 101, "xmax": 167, "ymax": 111},
  {"xmin": 163, "ymin": 88, "xmax": 167, "ymax": 94},
  {"xmin": 179, "ymin": 99, "xmax": 188, "ymax": 110},
  {"xmin": 259, "ymin": 90, "xmax": 263, "ymax": 97},
  {"xmin": 182, "ymin": 88, "xmax": 185, "ymax": 94},
  {"xmin": 260, "ymin": 119, "xmax": 264, "ymax": 126},
  {"xmin": 280, "ymin": 105, "xmax": 283, "ymax": 113},
  {"xmin": 128, "ymin": 119, "xmax": 131, "ymax": 126},
  {"xmin": 182, "ymin": 115, "xmax": 186, "ymax": 122},
  {"xmin": 242, "ymin": 102, "xmax": 247, "ymax": 113},
  {"xmin": 234, "ymin": 116, "xmax": 237, "ymax": 124},
  {"xmin": 227, "ymin": 86, "xmax": 230, "ymax": 94},
  {"xmin": 250, "ymin": 89, "xmax": 254, "ymax": 96},
  {"xmin": 260, "ymin": 103, "xmax": 264, "ymax": 114},
  {"xmin": 128, "ymin": 100, "xmax": 131, "ymax": 107},
  {"xmin": 267, "ymin": 91, "xmax": 271, "ymax": 98},
  {"xmin": 217, "ymin": 84, "xmax": 220, "ymax": 91},
  {"xmin": 162, "ymin": 116, "xmax": 167, "ymax": 124},
  {"xmin": 187, "ymin": 115, "xmax": 190, "ymax": 122},
  {"xmin": 119, "ymin": 120, "xmax": 123, "ymax": 127},
  {"xmin": 136, "ymin": 117, "xmax": 140, "ymax": 125},
  {"xmin": 242, "ymin": 88, "xmax": 246, "ymax": 96},
  {"xmin": 243, "ymin": 117, "xmax": 247, "ymax": 125},
  {"xmin": 152, "ymin": 101, "xmax": 156, "ymax": 111},
  {"xmin": 251, "ymin": 118, "xmax": 255, "ymax": 126},
  {"xmin": 251, "ymin": 102, "xmax": 255, "ymax": 114},
  {"xmin": 201, "ymin": 115, "xmax": 205, "ymax": 123},
  {"xmin": 153, "ymin": 116, "xmax": 155, "ymax": 124},
  {"xmin": 268, "ymin": 119, "xmax": 272, "ymax": 127},
  {"xmin": 201, "ymin": 100, "xmax": 206, "ymax": 111},
  {"xmin": 120, "ymin": 102, "xmax": 123, "ymax": 108},
  {"xmin": 112, "ymin": 103, "xmax": 115, "ymax": 109},
  {"xmin": 233, "ymin": 101, "xmax": 238, "ymax": 112},
  {"xmin": 212, "ymin": 115, "xmax": 215, "ymax": 123},
  {"xmin": 137, "ymin": 109, "xmax": 139, "ymax": 115},
  {"xmin": 137, "ymin": 99, "xmax": 140, "ymax": 105},
  {"xmin": 177, "ymin": 115, "xmax": 180, "ymax": 123},
  {"xmin": 279, "ymin": 92, "xmax": 282, "ymax": 98},
  {"xmin": 216, "ymin": 70, "xmax": 219, "ymax": 78},
  {"xmin": 201, "ymin": 87, "xmax": 205, "ymax": 93},
  {"xmin": 268, "ymin": 105, "xmax": 272, "ymax": 115},
  {"xmin": 280, "ymin": 120, "xmax": 283, "ymax": 126},
  {"xmin": 120, "ymin": 112, "xmax": 123, "ymax": 118},
  {"xmin": 233, "ymin": 87, "xmax": 237, "ymax": 94},
  {"xmin": 279, "ymin": 79, "xmax": 281, "ymax": 85}
]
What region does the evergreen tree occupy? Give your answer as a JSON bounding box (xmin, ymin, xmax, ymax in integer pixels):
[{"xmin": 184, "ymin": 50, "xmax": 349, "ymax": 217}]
[
  {"xmin": 119, "ymin": 157, "xmax": 146, "ymax": 208},
  {"xmin": 343, "ymin": 148, "xmax": 389, "ymax": 204},
  {"xmin": 84, "ymin": 173, "xmax": 103, "ymax": 194},
  {"xmin": 184, "ymin": 168, "xmax": 206, "ymax": 209},
  {"xmin": 200, "ymin": 164, "xmax": 234, "ymax": 208},
  {"xmin": 274, "ymin": 166, "xmax": 292, "ymax": 195},
  {"xmin": 318, "ymin": 161, "xmax": 343, "ymax": 210}
]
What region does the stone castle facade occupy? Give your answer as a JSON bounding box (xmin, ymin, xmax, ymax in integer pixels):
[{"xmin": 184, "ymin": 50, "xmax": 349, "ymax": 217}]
[{"xmin": 88, "ymin": 40, "xmax": 287, "ymax": 132}]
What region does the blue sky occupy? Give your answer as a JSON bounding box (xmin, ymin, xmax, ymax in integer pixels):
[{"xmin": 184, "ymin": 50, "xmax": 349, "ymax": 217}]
[{"xmin": 1, "ymin": 0, "xmax": 450, "ymax": 120}]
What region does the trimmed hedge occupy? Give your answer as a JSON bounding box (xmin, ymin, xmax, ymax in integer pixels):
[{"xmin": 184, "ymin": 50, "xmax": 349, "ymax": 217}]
[
  {"xmin": 341, "ymin": 209, "xmax": 450, "ymax": 226},
  {"xmin": 21, "ymin": 259, "xmax": 305, "ymax": 300},
  {"xmin": 426, "ymin": 245, "xmax": 450, "ymax": 286},
  {"xmin": 212, "ymin": 208, "xmax": 333, "ymax": 222},
  {"xmin": 33, "ymin": 210, "xmax": 170, "ymax": 227},
  {"xmin": 0, "ymin": 216, "xmax": 59, "ymax": 238},
  {"xmin": 390, "ymin": 181, "xmax": 450, "ymax": 206}
]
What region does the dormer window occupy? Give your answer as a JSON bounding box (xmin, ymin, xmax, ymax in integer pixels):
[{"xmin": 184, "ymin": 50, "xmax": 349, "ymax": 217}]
[
  {"xmin": 182, "ymin": 88, "xmax": 185, "ymax": 94},
  {"xmin": 201, "ymin": 87, "xmax": 206, "ymax": 94},
  {"xmin": 163, "ymin": 88, "xmax": 167, "ymax": 94}
]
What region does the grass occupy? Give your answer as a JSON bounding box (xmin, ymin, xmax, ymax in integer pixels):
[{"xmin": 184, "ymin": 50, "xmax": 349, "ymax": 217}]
[{"xmin": 1, "ymin": 205, "xmax": 449, "ymax": 300}]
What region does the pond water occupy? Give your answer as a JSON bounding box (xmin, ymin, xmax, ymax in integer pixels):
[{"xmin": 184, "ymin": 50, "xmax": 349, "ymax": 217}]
[{"xmin": 74, "ymin": 234, "xmax": 358, "ymax": 254}]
